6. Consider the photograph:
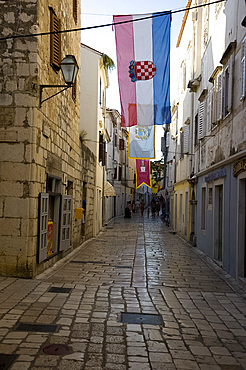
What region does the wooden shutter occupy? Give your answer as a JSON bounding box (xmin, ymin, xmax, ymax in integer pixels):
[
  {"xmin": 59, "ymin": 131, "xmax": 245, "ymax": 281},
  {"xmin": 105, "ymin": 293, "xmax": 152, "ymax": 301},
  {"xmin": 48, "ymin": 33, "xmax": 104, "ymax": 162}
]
[
  {"xmin": 241, "ymin": 38, "xmax": 246, "ymax": 98},
  {"xmin": 227, "ymin": 55, "xmax": 233, "ymax": 114},
  {"xmin": 50, "ymin": 8, "xmax": 61, "ymax": 71},
  {"xmin": 198, "ymin": 101, "xmax": 205, "ymax": 140},
  {"xmin": 166, "ymin": 132, "xmax": 170, "ymax": 147},
  {"xmin": 38, "ymin": 193, "xmax": 49, "ymax": 262},
  {"xmin": 183, "ymin": 125, "xmax": 190, "ymax": 154},
  {"xmin": 114, "ymin": 134, "xmax": 117, "ymax": 147},
  {"xmin": 60, "ymin": 195, "xmax": 72, "ymax": 251},
  {"xmin": 119, "ymin": 138, "xmax": 124, "ymax": 150},
  {"xmin": 73, "ymin": 0, "xmax": 78, "ymax": 24},
  {"xmin": 99, "ymin": 133, "xmax": 103, "ymax": 163},
  {"xmin": 72, "ymin": 79, "xmax": 76, "ymax": 102},
  {"xmin": 216, "ymin": 74, "xmax": 223, "ymax": 121},
  {"xmin": 207, "ymin": 88, "xmax": 212, "ymax": 131}
]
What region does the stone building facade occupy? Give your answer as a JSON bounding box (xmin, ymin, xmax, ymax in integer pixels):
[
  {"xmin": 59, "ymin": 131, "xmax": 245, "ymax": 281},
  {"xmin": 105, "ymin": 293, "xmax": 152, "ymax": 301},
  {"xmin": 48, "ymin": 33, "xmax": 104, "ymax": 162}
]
[
  {"xmin": 0, "ymin": 0, "xmax": 93, "ymax": 277},
  {"xmin": 163, "ymin": 0, "xmax": 246, "ymax": 282}
]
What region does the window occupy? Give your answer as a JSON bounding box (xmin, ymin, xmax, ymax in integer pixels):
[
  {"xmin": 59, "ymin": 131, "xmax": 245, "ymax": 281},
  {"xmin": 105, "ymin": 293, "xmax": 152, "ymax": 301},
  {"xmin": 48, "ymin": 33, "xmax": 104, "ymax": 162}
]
[
  {"xmin": 73, "ymin": 0, "xmax": 78, "ymax": 24},
  {"xmin": 119, "ymin": 138, "xmax": 124, "ymax": 150},
  {"xmin": 114, "ymin": 167, "xmax": 117, "ymax": 180},
  {"xmin": 114, "ymin": 134, "xmax": 117, "ymax": 147},
  {"xmin": 201, "ymin": 186, "xmax": 206, "ymax": 231},
  {"xmin": 183, "ymin": 124, "xmax": 190, "ymax": 154},
  {"xmin": 241, "ymin": 37, "xmax": 246, "ymax": 99},
  {"xmin": 99, "ymin": 133, "xmax": 103, "ymax": 163},
  {"xmin": 50, "ymin": 8, "xmax": 61, "ymax": 71},
  {"xmin": 180, "ymin": 131, "xmax": 184, "ymax": 159},
  {"xmin": 119, "ymin": 166, "xmax": 122, "ymax": 181},
  {"xmin": 223, "ymin": 56, "xmax": 233, "ymax": 117},
  {"xmin": 194, "ymin": 113, "xmax": 198, "ymax": 146},
  {"xmin": 198, "ymin": 101, "xmax": 206, "ymax": 140}
]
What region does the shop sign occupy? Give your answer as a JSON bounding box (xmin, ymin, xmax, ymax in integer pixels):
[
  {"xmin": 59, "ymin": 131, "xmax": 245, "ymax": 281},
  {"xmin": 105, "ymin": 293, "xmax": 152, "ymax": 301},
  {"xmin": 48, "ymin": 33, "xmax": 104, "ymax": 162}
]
[
  {"xmin": 233, "ymin": 158, "xmax": 246, "ymax": 177},
  {"xmin": 205, "ymin": 168, "xmax": 227, "ymax": 182}
]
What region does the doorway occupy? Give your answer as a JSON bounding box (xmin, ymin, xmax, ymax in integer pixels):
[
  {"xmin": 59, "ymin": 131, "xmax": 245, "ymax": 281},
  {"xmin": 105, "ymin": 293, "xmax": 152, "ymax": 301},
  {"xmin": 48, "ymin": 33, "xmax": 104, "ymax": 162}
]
[
  {"xmin": 214, "ymin": 184, "xmax": 223, "ymax": 262},
  {"xmin": 238, "ymin": 176, "xmax": 246, "ymax": 278}
]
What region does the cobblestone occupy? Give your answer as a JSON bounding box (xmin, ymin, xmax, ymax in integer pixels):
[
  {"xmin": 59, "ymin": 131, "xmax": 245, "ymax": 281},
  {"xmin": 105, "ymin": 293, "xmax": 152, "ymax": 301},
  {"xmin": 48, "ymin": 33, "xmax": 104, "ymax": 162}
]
[{"xmin": 0, "ymin": 214, "xmax": 246, "ymax": 369}]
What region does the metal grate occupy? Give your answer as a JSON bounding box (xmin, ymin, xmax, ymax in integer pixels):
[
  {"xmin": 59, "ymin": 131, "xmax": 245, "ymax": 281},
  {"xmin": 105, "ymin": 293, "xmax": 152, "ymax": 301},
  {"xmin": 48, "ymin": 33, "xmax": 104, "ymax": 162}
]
[
  {"xmin": 0, "ymin": 354, "xmax": 18, "ymax": 369},
  {"xmin": 121, "ymin": 312, "xmax": 164, "ymax": 326},
  {"xmin": 115, "ymin": 266, "xmax": 133, "ymax": 269},
  {"xmin": 43, "ymin": 344, "xmax": 72, "ymax": 355},
  {"xmin": 48, "ymin": 287, "xmax": 72, "ymax": 293},
  {"xmin": 70, "ymin": 261, "xmax": 105, "ymax": 264},
  {"xmin": 15, "ymin": 323, "xmax": 58, "ymax": 333}
]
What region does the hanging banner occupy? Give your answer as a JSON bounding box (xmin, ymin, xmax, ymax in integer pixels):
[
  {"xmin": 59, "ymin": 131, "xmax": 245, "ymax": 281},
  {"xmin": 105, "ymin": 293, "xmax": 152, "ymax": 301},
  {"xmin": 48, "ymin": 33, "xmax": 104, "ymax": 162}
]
[
  {"xmin": 113, "ymin": 12, "xmax": 171, "ymax": 127},
  {"xmin": 129, "ymin": 125, "xmax": 155, "ymax": 159},
  {"xmin": 135, "ymin": 159, "xmax": 151, "ymax": 188}
]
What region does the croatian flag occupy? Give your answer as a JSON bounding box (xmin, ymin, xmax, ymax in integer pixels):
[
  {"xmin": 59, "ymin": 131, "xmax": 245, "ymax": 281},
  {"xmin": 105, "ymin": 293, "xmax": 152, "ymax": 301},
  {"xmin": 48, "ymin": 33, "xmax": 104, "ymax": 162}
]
[{"xmin": 113, "ymin": 12, "xmax": 171, "ymax": 127}]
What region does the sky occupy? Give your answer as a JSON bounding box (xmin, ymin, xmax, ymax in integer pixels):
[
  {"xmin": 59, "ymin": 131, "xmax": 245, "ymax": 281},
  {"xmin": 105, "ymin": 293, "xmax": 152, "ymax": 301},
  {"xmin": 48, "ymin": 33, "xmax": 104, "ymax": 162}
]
[{"xmin": 80, "ymin": 0, "xmax": 188, "ymax": 159}]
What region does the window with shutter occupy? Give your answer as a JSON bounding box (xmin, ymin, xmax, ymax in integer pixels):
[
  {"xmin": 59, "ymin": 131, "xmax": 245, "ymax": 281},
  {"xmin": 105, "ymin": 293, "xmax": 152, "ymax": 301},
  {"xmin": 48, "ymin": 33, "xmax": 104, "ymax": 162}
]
[
  {"xmin": 73, "ymin": 0, "xmax": 78, "ymax": 24},
  {"xmin": 50, "ymin": 8, "xmax": 61, "ymax": 71},
  {"xmin": 216, "ymin": 74, "xmax": 223, "ymax": 121},
  {"xmin": 207, "ymin": 88, "xmax": 212, "ymax": 131},
  {"xmin": 72, "ymin": 79, "xmax": 76, "ymax": 102},
  {"xmin": 119, "ymin": 138, "xmax": 124, "ymax": 150},
  {"xmin": 166, "ymin": 132, "xmax": 170, "ymax": 147},
  {"xmin": 99, "ymin": 133, "xmax": 103, "ymax": 163},
  {"xmin": 198, "ymin": 101, "xmax": 205, "ymax": 140},
  {"xmin": 183, "ymin": 125, "xmax": 190, "ymax": 154},
  {"xmin": 223, "ymin": 56, "xmax": 233, "ymax": 117},
  {"xmin": 115, "ymin": 134, "xmax": 117, "ymax": 147},
  {"xmin": 241, "ymin": 37, "xmax": 246, "ymax": 99}
]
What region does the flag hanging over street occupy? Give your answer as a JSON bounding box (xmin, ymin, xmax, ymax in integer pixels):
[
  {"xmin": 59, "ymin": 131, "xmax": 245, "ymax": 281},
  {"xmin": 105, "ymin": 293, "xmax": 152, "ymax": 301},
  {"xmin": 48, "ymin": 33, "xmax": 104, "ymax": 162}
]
[
  {"xmin": 129, "ymin": 125, "xmax": 155, "ymax": 159},
  {"xmin": 135, "ymin": 159, "xmax": 151, "ymax": 188},
  {"xmin": 113, "ymin": 12, "xmax": 171, "ymax": 127}
]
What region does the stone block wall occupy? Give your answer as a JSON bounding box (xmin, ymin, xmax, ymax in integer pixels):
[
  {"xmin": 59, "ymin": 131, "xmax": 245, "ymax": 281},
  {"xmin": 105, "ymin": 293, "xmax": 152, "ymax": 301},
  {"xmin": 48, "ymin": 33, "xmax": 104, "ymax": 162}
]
[{"xmin": 0, "ymin": 0, "xmax": 94, "ymax": 277}]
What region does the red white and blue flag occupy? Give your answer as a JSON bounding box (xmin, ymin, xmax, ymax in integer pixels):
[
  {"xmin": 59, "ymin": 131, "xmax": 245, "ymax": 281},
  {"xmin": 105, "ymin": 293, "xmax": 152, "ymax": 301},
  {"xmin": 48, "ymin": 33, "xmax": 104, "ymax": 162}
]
[{"xmin": 113, "ymin": 12, "xmax": 171, "ymax": 127}]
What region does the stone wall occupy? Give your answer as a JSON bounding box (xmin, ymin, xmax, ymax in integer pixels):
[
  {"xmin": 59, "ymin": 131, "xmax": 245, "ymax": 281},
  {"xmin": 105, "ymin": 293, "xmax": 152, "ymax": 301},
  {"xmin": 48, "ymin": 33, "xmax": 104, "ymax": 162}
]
[{"xmin": 0, "ymin": 0, "xmax": 93, "ymax": 277}]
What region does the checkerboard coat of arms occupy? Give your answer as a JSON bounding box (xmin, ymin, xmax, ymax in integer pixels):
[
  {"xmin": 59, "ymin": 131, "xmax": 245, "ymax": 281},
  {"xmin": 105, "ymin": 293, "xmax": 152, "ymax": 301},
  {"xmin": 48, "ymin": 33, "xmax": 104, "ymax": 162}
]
[{"xmin": 129, "ymin": 60, "xmax": 157, "ymax": 82}]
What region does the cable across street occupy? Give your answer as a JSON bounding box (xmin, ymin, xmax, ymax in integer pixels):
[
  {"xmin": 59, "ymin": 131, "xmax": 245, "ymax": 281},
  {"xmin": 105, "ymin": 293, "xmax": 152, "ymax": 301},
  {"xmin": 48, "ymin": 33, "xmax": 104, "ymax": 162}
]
[{"xmin": 0, "ymin": 0, "xmax": 226, "ymax": 42}]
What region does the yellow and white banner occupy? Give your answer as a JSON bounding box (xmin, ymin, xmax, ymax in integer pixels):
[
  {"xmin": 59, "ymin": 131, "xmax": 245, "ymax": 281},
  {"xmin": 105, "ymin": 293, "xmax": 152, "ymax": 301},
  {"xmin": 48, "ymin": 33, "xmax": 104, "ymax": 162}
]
[{"xmin": 128, "ymin": 125, "xmax": 155, "ymax": 159}]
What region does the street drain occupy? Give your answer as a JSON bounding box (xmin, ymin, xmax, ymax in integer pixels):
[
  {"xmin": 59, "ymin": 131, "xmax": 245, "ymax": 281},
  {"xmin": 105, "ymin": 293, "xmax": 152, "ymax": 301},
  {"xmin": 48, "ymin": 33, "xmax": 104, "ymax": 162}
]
[
  {"xmin": 48, "ymin": 287, "xmax": 72, "ymax": 293},
  {"xmin": 115, "ymin": 266, "xmax": 133, "ymax": 269},
  {"xmin": 121, "ymin": 312, "xmax": 164, "ymax": 326},
  {"xmin": 0, "ymin": 354, "xmax": 18, "ymax": 370},
  {"xmin": 15, "ymin": 323, "xmax": 58, "ymax": 333},
  {"xmin": 43, "ymin": 344, "xmax": 72, "ymax": 355},
  {"xmin": 70, "ymin": 261, "xmax": 105, "ymax": 264}
]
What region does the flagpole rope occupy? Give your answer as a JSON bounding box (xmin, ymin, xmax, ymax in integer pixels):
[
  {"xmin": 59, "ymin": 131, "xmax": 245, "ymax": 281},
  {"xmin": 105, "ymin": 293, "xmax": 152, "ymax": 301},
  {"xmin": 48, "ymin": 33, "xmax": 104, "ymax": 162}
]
[{"xmin": 0, "ymin": 0, "xmax": 226, "ymax": 42}]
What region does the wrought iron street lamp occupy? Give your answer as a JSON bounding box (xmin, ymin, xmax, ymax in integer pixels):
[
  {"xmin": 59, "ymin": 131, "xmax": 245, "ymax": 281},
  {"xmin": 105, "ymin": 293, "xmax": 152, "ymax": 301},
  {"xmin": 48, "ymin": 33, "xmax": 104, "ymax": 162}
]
[{"xmin": 40, "ymin": 55, "xmax": 79, "ymax": 106}]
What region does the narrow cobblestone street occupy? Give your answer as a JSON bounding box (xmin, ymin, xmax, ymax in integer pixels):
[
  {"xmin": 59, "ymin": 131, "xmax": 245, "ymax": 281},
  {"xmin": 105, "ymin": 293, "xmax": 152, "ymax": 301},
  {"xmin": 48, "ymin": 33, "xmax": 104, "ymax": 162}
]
[{"xmin": 1, "ymin": 213, "xmax": 246, "ymax": 370}]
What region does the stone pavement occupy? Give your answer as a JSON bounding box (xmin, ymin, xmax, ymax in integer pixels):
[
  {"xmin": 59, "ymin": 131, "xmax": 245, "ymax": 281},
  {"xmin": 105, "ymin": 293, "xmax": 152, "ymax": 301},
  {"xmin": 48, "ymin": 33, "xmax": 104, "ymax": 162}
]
[{"xmin": 1, "ymin": 213, "xmax": 246, "ymax": 370}]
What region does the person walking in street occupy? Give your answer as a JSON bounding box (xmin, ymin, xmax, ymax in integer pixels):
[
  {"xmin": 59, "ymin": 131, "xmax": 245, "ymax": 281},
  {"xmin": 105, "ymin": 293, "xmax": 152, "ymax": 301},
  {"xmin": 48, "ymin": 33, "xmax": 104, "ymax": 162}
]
[{"xmin": 140, "ymin": 200, "xmax": 145, "ymax": 216}]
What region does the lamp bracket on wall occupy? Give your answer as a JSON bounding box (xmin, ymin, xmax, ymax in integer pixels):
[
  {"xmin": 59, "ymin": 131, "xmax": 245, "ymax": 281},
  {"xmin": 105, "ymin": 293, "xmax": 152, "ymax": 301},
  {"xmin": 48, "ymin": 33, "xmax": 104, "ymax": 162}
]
[{"xmin": 40, "ymin": 84, "xmax": 71, "ymax": 106}]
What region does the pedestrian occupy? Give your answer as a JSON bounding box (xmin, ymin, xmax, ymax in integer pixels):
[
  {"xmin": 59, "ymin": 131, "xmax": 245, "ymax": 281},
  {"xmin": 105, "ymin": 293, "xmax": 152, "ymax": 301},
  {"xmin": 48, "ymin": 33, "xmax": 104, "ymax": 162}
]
[
  {"xmin": 151, "ymin": 201, "xmax": 156, "ymax": 217},
  {"xmin": 147, "ymin": 207, "xmax": 150, "ymax": 218},
  {"xmin": 156, "ymin": 200, "xmax": 160, "ymax": 216},
  {"xmin": 135, "ymin": 199, "xmax": 140, "ymax": 213},
  {"xmin": 124, "ymin": 203, "xmax": 131, "ymax": 218},
  {"xmin": 140, "ymin": 200, "xmax": 145, "ymax": 216}
]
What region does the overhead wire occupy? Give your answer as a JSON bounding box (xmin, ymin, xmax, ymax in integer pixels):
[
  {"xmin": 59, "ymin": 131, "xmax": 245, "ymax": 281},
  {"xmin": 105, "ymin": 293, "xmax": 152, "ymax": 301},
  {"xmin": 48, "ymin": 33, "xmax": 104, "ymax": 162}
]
[{"xmin": 0, "ymin": 0, "xmax": 226, "ymax": 42}]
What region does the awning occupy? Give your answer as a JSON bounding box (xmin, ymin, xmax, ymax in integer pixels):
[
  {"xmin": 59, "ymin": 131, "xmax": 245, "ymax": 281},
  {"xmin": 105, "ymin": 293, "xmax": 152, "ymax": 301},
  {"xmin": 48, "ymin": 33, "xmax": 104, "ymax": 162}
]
[{"xmin": 104, "ymin": 181, "xmax": 116, "ymax": 197}]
